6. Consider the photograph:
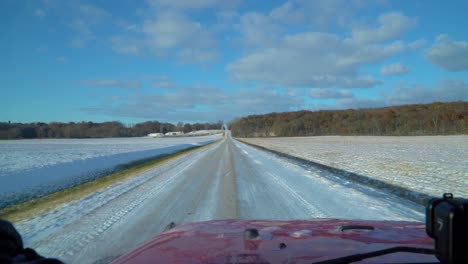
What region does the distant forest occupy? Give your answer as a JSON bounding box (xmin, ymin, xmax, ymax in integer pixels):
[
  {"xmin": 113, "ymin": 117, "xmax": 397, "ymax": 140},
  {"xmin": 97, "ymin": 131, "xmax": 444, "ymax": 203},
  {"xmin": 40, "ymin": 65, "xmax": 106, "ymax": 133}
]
[
  {"xmin": 0, "ymin": 120, "xmax": 223, "ymax": 139},
  {"xmin": 229, "ymin": 102, "xmax": 467, "ymax": 137}
]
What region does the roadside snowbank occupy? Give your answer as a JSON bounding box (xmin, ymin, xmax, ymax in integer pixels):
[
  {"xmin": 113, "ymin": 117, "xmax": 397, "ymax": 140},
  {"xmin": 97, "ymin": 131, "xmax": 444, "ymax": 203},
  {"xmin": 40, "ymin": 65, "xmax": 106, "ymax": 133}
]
[{"xmin": 239, "ymin": 136, "xmax": 467, "ymax": 198}]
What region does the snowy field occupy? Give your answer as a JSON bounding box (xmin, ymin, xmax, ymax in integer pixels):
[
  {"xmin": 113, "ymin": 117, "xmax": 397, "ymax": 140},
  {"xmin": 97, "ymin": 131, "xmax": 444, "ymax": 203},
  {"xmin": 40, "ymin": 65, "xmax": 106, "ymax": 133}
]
[
  {"xmin": 0, "ymin": 135, "xmax": 221, "ymax": 207},
  {"xmin": 239, "ymin": 136, "xmax": 468, "ymax": 198},
  {"xmin": 16, "ymin": 136, "xmax": 426, "ymax": 263},
  {"xmin": 186, "ymin": 129, "xmax": 224, "ymax": 136}
]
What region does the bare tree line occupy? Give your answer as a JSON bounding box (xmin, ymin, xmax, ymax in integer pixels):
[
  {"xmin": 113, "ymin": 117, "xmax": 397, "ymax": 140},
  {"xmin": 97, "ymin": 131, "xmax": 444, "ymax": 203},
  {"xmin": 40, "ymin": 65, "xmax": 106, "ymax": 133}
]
[
  {"xmin": 229, "ymin": 102, "xmax": 466, "ymax": 137},
  {"xmin": 0, "ymin": 120, "xmax": 224, "ymax": 139}
]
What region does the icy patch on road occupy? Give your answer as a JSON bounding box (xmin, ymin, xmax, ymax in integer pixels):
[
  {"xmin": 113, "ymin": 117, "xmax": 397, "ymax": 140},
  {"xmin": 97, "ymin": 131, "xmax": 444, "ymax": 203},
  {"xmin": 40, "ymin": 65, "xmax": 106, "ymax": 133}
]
[{"xmin": 240, "ymin": 136, "xmax": 468, "ymax": 198}]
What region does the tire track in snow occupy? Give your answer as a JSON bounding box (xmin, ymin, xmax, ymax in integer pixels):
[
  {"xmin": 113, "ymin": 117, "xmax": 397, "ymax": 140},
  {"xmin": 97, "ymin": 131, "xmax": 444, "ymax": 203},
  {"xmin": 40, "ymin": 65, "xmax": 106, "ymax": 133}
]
[
  {"xmin": 16, "ymin": 134, "xmax": 425, "ymax": 264},
  {"xmin": 232, "ymin": 138, "xmax": 423, "ymax": 221},
  {"xmin": 70, "ymin": 139, "xmax": 237, "ymax": 263},
  {"xmin": 232, "ymin": 139, "xmax": 328, "ymax": 219},
  {"xmin": 264, "ymin": 171, "xmax": 327, "ymax": 218},
  {"xmin": 17, "ymin": 147, "xmax": 211, "ymax": 245},
  {"xmin": 56, "ymin": 154, "xmax": 200, "ymax": 259},
  {"xmin": 20, "ymin": 141, "xmax": 222, "ymax": 258}
]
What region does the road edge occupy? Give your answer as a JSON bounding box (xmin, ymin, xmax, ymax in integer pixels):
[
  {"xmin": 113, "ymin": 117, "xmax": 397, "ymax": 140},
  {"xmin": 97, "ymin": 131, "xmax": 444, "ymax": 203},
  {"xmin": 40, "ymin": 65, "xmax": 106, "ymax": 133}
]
[
  {"xmin": 0, "ymin": 138, "xmax": 223, "ymax": 223},
  {"xmin": 234, "ymin": 138, "xmax": 433, "ymax": 207}
]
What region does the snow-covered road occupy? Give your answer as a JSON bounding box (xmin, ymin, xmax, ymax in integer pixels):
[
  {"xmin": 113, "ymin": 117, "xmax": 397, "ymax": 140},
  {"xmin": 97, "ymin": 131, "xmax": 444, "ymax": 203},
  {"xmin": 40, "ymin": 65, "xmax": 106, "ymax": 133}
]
[{"xmin": 15, "ymin": 134, "xmax": 424, "ymax": 264}]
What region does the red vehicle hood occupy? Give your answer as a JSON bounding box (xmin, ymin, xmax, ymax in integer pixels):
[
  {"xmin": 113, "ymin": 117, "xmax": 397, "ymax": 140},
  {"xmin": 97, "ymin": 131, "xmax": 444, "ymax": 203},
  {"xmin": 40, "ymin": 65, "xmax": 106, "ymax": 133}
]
[{"xmin": 112, "ymin": 219, "xmax": 437, "ymax": 264}]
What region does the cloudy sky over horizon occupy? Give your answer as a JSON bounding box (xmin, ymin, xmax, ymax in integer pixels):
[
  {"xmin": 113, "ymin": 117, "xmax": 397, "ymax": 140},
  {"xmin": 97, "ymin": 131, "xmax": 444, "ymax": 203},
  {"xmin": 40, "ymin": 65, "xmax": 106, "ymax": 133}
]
[{"xmin": 2, "ymin": 0, "xmax": 468, "ymax": 123}]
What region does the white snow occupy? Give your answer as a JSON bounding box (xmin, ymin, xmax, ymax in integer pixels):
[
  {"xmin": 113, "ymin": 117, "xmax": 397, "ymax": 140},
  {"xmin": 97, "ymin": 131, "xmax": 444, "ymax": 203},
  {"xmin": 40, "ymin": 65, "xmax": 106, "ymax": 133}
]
[
  {"xmin": 0, "ymin": 136, "xmax": 220, "ymax": 173},
  {"xmin": 15, "ymin": 136, "xmax": 426, "ymax": 263},
  {"xmin": 239, "ymin": 136, "xmax": 468, "ymax": 198},
  {"xmin": 0, "ymin": 135, "xmax": 221, "ymax": 206},
  {"xmin": 186, "ymin": 130, "xmax": 224, "ymax": 136},
  {"xmin": 231, "ymin": 138, "xmax": 424, "ymax": 221}
]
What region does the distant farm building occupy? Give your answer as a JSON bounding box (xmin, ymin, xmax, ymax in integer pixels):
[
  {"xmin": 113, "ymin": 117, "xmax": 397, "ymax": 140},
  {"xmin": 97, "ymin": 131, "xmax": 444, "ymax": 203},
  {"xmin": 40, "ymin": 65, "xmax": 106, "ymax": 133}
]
[
  {"xmin": 186, "ymin": 130, "xmax": 224, "ymax": 136},
  {"xmin": 165, "ymin": 131, "xmax": 184, "ymax": 136},
  {"xmin": 147, "ymin": 133, "xmax": 163, "ymax": 138}
]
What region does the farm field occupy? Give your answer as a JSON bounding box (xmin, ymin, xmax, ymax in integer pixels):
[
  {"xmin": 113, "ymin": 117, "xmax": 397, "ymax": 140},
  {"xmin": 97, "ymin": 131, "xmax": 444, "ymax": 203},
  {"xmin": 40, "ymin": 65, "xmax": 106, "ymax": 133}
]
[
  {"xmin": 239, "ymin": 135, "xmax": 468, "ymax": 198},
  {"xmin": 11, "ymin": 134, "xmax": 428, "ymax": 263},
  {"xmin": 0, "ymin": 135, "xmax": 221, "ymax": 207}
]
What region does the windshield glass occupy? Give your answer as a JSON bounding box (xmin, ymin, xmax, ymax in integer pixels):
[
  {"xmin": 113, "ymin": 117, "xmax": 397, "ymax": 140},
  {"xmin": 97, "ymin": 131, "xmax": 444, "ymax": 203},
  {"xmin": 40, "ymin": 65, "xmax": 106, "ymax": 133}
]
[{"xmin": 1, "ymin": 1, "xmax": 467, "ymax": 263}]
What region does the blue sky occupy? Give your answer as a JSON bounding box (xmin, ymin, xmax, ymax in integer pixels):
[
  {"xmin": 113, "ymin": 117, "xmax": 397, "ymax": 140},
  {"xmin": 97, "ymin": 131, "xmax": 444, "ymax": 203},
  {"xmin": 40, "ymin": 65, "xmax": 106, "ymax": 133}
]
[{"xmin": 1, "ymin": 0, "xmax": 467, "ymax": 124}]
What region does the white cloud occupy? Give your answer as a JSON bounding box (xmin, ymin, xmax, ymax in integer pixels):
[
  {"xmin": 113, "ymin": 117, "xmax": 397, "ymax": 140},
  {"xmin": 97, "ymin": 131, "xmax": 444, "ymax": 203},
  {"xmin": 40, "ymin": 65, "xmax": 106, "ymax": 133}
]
[
  {"xmin": 236, "ymin": 12, "xmax": 284, "ymax": 48},
  {"xmin": 110, "ymin": 36, "xmax": 143, "ymax": 55},
  {"xmin": 176, "ymin": 48, "xmax": 217, "ymax": 63},
  {"xmin": 349, "ymin": 12, "xmax": 417, "ymax": 44},
  {"xmin": 109, "ymin": 95, "xmax": 121, "ymax": 102},
  {"xmin": 336, "ymin": 98, "xmax": 384, "ymax": 109},
  {"xmin": 148, "ymin": 0, "xmax": 220, "ymax": 10},
  {"xmin": 69, "ymin": 39, "xmax": 86, "ymax": 48},
  {"xmin": 226, "ymin": 30, "xmax": 416, "ymax": 88},
  {"xmin": 37, "ymin": 0, "xmax": 221, "ymax": 63},
  {"xmin": 425, "ymin": 35, "xmax": 468, "ymax": 71},
  {"xmin": 67, "ymin": 4, "xmax": 110, "ymax": 38},
  {"xmin": 82, "ymin": 76, "xmax": 467, "ymax": 122},
  {"xmin": 147, "ymin": 0, "xmax": 242, "ymax": 12},
  {"xmin": 39, "ymin": 1, "xmax": 111, "ymax": 47},
  {"xmin": 83, "ymin": 84, "xmax": 305, "ymax": 122},
  {"xmin": 309, "ymin": 88, "xmax": 353, "ymax": 99},
  {"xmin": 380, "ymin": 63, "xmax": 410, "ymax": 76},
  {"xmin": 234, "ymin": 1, "xmax": 311, "ymax": 49},
  {"xmin": 112, "ymin": 11, "xmax": 217, "ymax": 63},
  {"xmin": 144, "ymin": 75, "xmax": 170, "ymax": 81},
  {"xmin": 293, "ymin": 0, "xmax": 375, "ymax": 29},
  {"xmin": 408, "ymin": 39, "xmax": 426, "ymax": 50},
  {"xmin": 385, "ymin": 79, "xmax": 468, "ymax": 104},
  {"xmin": 151, "ymin": 82, "xmax": 179, "ymax": 89},
  {"xmin": 227, "ymin": 7, "xmax": 422, "ymax": 89},
  {"xmin": 81, "ymin": 79, "xmax": 142, "ymax": 89},
  {"xmin": 229, "ymin": 88, "xmax": 304, "ymax": 114},
  {"xmin": 144, "ymin": 75, "xmax": 181, "ymax": 89},
  {"xmin": 269, "ymin": 1, "xmax": 304, "ymax": 24},
  {"xmin": 55, "ymin": 56, "xmax": 67, "ymax": 62},
  {"xmin": 150, "ymin": 78, "xmax": 180, "ymax": 89},
  {"xmin": 34, "ymin": 8, "xmax": 46, "ymax": 18},
  {"xmin": 336, "ymin": 40, "xmax": 406, "ymax": 67},
  {"xmin": 143, "ymin": 13, "xmax": 201, "ymax": 50},
  {"xmin": 337, "ymin": 79, "xmax": 468, "ymax": 108}
]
